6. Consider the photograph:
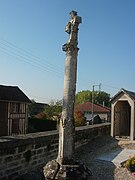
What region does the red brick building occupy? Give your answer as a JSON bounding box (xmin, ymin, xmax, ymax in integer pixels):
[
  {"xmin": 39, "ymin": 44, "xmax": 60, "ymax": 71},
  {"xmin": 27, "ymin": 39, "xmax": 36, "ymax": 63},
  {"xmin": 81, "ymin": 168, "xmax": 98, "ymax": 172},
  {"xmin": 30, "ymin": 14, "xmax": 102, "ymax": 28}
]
[{"xmin": 0, "ymin": 85, "xmax": 31, "ymax": 136}]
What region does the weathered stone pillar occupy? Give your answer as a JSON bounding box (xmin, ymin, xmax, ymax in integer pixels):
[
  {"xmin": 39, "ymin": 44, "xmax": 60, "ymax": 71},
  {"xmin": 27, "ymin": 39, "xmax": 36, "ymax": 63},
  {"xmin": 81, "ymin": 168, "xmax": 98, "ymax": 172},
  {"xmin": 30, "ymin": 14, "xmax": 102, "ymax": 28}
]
[
  {"xmin": 43, "ymin": 11, "xmax": 92, "ymax": 180},
  {"xmin": 57, "ymin": 49, "xmax": 77, "ymax": 164}
]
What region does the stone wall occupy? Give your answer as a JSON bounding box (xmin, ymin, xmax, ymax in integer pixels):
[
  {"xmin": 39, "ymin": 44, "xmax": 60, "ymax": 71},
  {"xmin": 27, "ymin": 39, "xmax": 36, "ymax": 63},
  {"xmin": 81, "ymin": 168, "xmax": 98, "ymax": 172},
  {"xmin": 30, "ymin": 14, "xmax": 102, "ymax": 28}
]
[{"xmin": 0, "ymin": 123, "xmax": 110, "ymax": 179}]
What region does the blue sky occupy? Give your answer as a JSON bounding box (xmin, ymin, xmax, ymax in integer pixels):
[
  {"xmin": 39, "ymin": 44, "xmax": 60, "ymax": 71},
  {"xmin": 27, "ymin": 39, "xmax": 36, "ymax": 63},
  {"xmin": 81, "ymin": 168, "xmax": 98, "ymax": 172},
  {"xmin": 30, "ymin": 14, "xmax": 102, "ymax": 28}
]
[{"xmin": 0, "ymin": 0, "xmax": 135, "ymax": 103}]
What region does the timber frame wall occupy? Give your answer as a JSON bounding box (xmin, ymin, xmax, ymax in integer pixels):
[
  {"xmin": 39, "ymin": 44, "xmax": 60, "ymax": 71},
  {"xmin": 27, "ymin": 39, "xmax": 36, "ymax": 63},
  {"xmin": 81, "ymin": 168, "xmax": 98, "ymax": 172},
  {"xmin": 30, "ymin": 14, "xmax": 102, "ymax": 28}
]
[
  {"xmin": 0, "ymin": 101, "xmax": 28, "ymax": 136},
  {"xmin": 8, "ymin": 102, "xmax": 28, "ymax": 135}
]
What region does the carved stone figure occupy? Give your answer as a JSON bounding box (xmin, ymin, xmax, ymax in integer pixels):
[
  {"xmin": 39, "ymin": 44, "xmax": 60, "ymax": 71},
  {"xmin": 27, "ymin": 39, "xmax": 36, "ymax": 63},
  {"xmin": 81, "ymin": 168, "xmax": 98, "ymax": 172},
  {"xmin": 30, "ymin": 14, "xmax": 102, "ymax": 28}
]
[{"xmin": 63, "ymin": 10, "xmax": 82, "ymax": 52}]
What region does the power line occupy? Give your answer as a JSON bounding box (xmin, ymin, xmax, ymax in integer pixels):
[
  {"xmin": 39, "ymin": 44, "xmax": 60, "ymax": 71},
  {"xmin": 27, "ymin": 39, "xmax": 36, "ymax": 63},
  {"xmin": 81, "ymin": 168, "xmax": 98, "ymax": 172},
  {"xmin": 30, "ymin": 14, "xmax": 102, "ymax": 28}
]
[
  {"xmin": 102, "ymin": 83, "xmax": 120, "ymax": 90},
  {"xmin": 78, "ymin": 80, "xmax": 121, "ymax": 90},
  {"xmin": 0, "ymin": 40, "xmax": 64, "ymax": 78},
  {"xmin": 0, "ymin": 40, "xmax": 63, "ymax": 74},
  {"xmin": 0, "ymin": 39, "xmax": 63, "ymax": 72},
  {"xmin": 0, "ymin": 39, "xmax": 122, "ymax": 93},
  {"xmin": 0, "ymin": 46, "xmax": 63, "ymax": 78}
]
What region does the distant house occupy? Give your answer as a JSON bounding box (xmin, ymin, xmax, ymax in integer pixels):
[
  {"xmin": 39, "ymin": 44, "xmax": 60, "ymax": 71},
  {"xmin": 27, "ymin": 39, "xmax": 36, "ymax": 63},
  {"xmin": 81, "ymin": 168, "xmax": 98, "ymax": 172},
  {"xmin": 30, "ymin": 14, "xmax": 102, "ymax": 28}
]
[
  {"xmin": 75, "ymin": 102, "xmax": 110, "ymax": 123},
  {"xmin": 0, "ymin": 85, "xmax": 31, "ymax": 136},
  {"xmin": 110, "ymin": 88, "xmax": 135, "ymax": 141},
  {"xmin": 29, "ymin": 102, "xmax": 47, "ymax": 118},
  {"xmin": 33, "ymin": 102, "xmax": 47, "ymax": 115}
]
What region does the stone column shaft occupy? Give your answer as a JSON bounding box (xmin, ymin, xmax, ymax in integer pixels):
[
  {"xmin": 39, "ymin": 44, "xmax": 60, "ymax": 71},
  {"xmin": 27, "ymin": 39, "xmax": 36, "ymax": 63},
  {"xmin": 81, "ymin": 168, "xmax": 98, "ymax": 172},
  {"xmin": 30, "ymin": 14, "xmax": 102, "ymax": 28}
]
[
  {"xmin": 57, "ymin": 49, "xmax": 78, "ymax": 164},
  {"xmin": 56, "ymin": 10, "xmax": 81, "ymax": 165}
]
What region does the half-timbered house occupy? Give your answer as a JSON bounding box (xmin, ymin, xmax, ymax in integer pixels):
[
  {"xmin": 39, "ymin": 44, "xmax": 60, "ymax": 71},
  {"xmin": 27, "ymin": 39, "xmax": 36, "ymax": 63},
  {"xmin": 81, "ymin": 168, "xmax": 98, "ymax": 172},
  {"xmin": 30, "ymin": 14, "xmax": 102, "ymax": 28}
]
[{"xmin": 0, "ymin": 85, "xmax": 31, "ymax": 136}]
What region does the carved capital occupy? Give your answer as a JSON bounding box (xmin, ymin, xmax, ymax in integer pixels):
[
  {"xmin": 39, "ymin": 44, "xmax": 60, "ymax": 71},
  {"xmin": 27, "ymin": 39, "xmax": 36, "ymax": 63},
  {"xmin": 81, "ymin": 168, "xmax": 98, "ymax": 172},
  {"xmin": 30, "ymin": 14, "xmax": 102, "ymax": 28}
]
[{"xmin": 62, "ymin": 43, "xmax": 79, "ymax": 54}]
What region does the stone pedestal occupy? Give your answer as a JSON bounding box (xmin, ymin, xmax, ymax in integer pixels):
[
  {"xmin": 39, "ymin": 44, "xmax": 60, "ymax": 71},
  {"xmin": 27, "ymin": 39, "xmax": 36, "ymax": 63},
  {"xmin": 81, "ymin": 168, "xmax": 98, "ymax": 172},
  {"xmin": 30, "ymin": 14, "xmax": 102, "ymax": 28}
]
[{"xmin": 43, "ymin": 159, "xmax": 92, "ymax": 180}]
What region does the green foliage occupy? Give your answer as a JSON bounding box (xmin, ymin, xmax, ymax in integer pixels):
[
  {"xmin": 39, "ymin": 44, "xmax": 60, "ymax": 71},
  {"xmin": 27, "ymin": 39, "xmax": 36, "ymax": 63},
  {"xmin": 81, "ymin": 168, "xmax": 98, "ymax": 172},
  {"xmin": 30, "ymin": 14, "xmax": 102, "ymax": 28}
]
[
  {"xmin": 124, "ymin": 156, "xmax": 135, "ymax": 172},
  {"xmin": 28, "ymin": 118, "xmax": 57, "ymax": 133},
  {"xmin": 75, "ymin": 90, "xmax": 110, "ymax": 107},
  {"xmin": 75, "ymin": 90, "xmax": 92, "ymax": 105},
  {"xmin": 95, "ymin": 91, "xmax": 111, "ymax": 107},
  {"xmin": 28, "ymin": 99, "xmax": 62, "ymax": 121},
  {"xmin": 43, "ymin": 100, "xmax": 62, "ymax": 120},
  {"xmin": 74, "ymin": 111, "xmax": 86, "ymax": 127},
  {"xmin": 28, "ymin": 99, "xmax": 36, "ymax": 117}
]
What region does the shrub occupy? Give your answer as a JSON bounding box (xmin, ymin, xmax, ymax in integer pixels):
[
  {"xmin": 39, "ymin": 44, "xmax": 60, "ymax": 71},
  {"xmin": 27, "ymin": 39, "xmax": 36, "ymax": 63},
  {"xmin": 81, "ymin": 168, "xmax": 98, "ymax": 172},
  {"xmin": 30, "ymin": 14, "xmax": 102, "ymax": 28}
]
[
  {"xmin": 124, "ymin": 156, "xmax": 135, "ymax": 172},
  {"xmin": 74, "ymin": 111, "xmax": 86, "ymax": 127},
  {"xmin": 28, "ymin": 118, "xmax": 57, "ymax": 133}
]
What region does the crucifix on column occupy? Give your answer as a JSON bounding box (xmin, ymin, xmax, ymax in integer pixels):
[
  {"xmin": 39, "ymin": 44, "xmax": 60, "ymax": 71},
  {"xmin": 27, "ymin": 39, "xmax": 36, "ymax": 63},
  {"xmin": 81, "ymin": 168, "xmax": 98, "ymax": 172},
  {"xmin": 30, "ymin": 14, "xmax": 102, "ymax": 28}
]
[{"xmin": 43, "ymin": 11, "xmax": 92, "ymax": 180}]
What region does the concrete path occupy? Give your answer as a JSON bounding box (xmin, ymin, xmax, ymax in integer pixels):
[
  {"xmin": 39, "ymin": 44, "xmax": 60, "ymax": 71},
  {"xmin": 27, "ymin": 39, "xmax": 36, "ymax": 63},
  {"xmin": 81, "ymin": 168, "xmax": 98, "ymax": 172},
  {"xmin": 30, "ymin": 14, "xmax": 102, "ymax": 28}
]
[{"xmin": 97, "ymin": 148, "xmax": 135, "ymax": 166}]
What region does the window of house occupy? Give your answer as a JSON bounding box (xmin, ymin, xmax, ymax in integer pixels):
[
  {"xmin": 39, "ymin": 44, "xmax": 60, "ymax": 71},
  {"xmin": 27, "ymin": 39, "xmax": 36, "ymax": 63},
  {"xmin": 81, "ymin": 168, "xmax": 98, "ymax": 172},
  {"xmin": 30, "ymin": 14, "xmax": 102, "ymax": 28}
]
[
  {"xmin": 12, "ymin": 103, "xmax": 20, "ymax": 113},
  {"xmin": 20, "ymin": 104, "xmax": 26, "ymax": 113}
]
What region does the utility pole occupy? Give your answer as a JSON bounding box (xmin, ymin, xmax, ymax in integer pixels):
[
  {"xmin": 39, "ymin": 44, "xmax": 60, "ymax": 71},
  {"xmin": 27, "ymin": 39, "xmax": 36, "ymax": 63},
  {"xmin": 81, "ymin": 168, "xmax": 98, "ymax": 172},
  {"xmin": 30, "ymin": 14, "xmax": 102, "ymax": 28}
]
[{"xmin": 91, "ymin": 83, "xmax": 101, "ymax": 124}]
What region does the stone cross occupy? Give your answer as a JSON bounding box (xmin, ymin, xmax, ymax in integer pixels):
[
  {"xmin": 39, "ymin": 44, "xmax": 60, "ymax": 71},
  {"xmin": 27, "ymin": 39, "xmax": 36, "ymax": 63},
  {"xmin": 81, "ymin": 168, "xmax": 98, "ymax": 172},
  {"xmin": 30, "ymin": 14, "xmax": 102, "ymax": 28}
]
[
  {"xmin": 57, "ymin": 10, "xmax": 82, "ymax": 165},
  {"xmin": 43, "ymin": 11, "xmax": 92, "ymax": 179}
]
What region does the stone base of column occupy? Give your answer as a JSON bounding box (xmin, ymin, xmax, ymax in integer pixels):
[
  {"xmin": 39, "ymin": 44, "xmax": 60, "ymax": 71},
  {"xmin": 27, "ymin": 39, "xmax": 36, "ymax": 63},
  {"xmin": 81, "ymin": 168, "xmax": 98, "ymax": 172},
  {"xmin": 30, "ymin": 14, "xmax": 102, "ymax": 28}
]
[{"xmin": 43, "ymin": 159, "xmax": 92, "ymax": 180}]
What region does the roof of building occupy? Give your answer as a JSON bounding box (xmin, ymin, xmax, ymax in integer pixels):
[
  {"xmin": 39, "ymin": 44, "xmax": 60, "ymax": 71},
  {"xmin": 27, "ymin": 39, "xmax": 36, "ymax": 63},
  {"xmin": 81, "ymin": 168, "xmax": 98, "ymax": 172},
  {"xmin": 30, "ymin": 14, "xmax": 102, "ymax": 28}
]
[
  {"xmin": 75, "ymin": 102, "xmax": 110, "ymax": 113},
  {"xmin": 110, "ymin": 88, "xmax": 135, "ymax": 102},
  {"xmin": 0, "ymin": 85, "xmax": 31, "ymax": 103},
  {"xmin": 32, "ymin": 102, "xmax": 48, "ymax": 115}
]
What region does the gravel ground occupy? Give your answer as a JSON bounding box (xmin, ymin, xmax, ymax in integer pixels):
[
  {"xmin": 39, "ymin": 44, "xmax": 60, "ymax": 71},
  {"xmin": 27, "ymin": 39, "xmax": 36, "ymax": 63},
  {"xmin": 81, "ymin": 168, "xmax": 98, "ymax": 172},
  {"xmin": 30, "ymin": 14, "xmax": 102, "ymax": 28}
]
[
  {"xmin": 76, "ymin": 136, "xmax": 135, "ymax": 180},
  {"xmin": 18, "ymin": 136, "xmax": 135, "ymax": 180}
]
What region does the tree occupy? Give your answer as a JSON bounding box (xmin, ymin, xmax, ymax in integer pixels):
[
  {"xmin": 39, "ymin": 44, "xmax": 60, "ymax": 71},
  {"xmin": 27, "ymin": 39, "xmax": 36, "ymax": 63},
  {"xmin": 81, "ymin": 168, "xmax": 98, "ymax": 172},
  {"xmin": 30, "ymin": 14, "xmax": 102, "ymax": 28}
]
[
  {"xmin": 75, "ymin": 90, "xmax": 110, "ymax": 107},
  {"xmin": 28, "ymin": 99, "xmax": 36, "ymax": 117},
  {"xmin": 74, "ymin": 111, "xmax": 86, "ymax": 127},
  {"xmin": 75, "ymin": 90, "xmax": 92, "ymax": 105},
  {"xmin": 94, "ymin": 91, "xmax": 110, "ymax": 107},
  {"xmin": 43, "ymin": 100, "xmax": 62, "ymax": 120}
]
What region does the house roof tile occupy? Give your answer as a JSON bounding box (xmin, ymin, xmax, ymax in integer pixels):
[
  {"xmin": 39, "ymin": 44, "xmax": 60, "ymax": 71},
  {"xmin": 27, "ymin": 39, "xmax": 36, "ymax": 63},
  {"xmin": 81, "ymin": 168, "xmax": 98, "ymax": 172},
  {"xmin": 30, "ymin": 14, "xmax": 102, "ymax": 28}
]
[
  {"xmin": 0, "ymin": 85, "xmax": 31, "ymax": 103},
  {"xmin": 75, "ymin": 102, "xmax": 110, "ymax": 113}
]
